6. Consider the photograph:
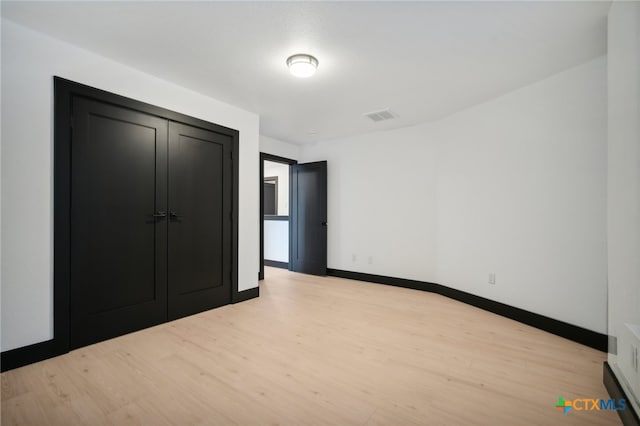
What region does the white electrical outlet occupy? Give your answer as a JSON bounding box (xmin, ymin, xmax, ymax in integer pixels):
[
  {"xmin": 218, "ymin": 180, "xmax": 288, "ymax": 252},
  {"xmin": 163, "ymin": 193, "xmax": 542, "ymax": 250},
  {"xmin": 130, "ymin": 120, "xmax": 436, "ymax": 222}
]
[
  {"xmin": 352, "ymin": 254, "xmax": 357, "ymax": 262},
  {"xmin": 489, "ymin": 273, "xmax": 496, "ymax": 285},
  {"xmin": 368, "ymin": 256, "xmax": 373, "ymax": 264},
  {"xmin": 620, "ymin": 324, "xmax": 640, "ymax": 402}
]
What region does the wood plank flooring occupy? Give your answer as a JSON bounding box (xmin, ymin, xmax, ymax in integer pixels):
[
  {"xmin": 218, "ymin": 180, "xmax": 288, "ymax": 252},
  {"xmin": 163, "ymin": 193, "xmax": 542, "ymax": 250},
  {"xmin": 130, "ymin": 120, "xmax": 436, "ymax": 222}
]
[{"xmin": 2, "ymin": 267, "xmax": 619, "ymax": 425}]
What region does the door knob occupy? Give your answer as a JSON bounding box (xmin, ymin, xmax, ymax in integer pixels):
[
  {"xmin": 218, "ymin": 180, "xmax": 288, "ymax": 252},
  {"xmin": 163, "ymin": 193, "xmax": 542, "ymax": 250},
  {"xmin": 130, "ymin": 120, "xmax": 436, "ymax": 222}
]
[
  {"xmin": 152, "ymin": 211, "xmax": 167, "ymax": 219},
  {"xmin": 170, "ymin": 211, "xmax": 184, "ymax": 220}
]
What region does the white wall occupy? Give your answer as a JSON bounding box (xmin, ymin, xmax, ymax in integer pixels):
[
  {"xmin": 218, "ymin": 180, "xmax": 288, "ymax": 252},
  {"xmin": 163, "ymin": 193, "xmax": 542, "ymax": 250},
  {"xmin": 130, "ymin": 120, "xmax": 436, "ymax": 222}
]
[
  {"xmin": 264, "ymin": 161, "xmax": 290, "ymax": 216},
  {"xmin": 264, "ymin": 220, "xmax": 289, "ymax": 263},
  {"xmin": 0, "ymin": 18, "xmax": 4, "ymax": 349},
  {"xmin": 260, "ymin": 134, "xmax": 300, "ymax": 160},
  {"xmin": 1, "ymin": 20, "xmax": 259, "ymax": 352},
  {"xmin": 263, "ymin": 161, "xmax": 290, "ymax": 264},
  {"xmin": 302, "ymin": 56, "xmax": 607, "ymax": 333},
  {"xmin": 607, "ymin": 0, "xmax": 640, "ymax": 410},
  {"xmin": 301, "ymin": 126, "xmax": 439, "ymax": 281}
]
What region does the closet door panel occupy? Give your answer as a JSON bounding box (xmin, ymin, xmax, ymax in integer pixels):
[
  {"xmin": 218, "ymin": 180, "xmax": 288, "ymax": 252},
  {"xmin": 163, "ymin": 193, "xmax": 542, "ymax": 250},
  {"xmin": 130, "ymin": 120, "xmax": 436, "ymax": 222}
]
[
  {"xmin": 70, "ymin": 97, "xmax": 168, "ymax": 349},
  {"xmin": 168, "ymin": 122, "xmax": 232, "ymax": 319}
]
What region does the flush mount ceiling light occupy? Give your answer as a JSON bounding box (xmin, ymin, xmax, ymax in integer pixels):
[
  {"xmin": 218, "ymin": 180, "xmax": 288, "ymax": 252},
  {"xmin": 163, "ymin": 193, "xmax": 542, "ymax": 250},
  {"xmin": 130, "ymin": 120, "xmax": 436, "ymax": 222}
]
[{"xmin": 286, "ymin": 53, "xmax": 319, "ymax": 78}]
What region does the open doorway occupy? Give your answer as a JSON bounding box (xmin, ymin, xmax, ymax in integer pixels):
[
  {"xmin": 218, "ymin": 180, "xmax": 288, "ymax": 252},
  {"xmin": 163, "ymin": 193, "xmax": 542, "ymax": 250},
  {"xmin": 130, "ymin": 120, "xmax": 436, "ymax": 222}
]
[{"xmin": 259, "ymin": 153, "xmax": 297, "ymax": 280}]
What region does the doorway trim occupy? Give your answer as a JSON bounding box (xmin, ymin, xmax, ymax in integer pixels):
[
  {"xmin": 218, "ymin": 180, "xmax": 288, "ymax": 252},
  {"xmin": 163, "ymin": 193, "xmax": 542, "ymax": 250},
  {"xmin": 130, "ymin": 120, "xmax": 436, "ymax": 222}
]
[{"xmin": 259, "ymin": 152, "xmax": 297, "ymax": 280}]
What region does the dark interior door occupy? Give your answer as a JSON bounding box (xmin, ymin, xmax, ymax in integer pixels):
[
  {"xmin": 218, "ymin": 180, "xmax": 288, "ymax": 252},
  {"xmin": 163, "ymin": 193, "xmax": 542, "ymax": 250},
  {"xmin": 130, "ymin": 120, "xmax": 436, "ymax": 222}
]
[
  {"xmin": 168, "ymin": 122, "xmax": 233, "ymax": 319},
  {"xmin": 263, "ymin": 182, "xmax": 276, "ymax": 215},
  {"xmin": 290, "ymin": 161, "xmax": 327, "ymax": 275},
  {"xmin": 70, "ymin": 97, "xmax": 168, "ymax": 349}
]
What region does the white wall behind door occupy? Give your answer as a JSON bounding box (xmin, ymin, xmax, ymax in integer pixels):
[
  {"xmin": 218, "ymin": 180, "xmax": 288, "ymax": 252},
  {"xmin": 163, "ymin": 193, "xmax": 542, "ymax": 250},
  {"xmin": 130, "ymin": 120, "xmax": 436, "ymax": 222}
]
[
  {"xmin": 264, "ymin": 161, "xmax": 290, "ymax": 216},
  {"xmin": 264, "ymin": 220, "xmax": 289, "ymax": 263}
]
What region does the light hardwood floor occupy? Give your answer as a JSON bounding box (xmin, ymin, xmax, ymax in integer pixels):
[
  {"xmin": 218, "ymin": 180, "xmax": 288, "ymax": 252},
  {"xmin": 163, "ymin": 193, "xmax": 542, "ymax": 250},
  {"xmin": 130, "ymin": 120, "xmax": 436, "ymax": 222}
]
[{"xmin": 2, "ymin": 267, "xmax": 619, "ymax": 425}]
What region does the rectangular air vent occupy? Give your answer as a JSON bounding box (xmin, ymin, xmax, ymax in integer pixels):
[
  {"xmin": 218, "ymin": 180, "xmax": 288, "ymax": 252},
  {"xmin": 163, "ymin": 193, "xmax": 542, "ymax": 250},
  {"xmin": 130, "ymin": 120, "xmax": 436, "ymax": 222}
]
[{"xmin": 364, "ymin": 108, "xmax": 397, "ymax": 123}]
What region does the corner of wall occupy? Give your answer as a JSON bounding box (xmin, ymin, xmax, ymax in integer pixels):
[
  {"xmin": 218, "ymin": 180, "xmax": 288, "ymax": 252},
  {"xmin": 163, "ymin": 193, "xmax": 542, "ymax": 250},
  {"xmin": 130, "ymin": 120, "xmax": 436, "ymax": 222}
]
[{"xmin": 259, "ymin": 134, "xmax": 301, "ymax": 160}]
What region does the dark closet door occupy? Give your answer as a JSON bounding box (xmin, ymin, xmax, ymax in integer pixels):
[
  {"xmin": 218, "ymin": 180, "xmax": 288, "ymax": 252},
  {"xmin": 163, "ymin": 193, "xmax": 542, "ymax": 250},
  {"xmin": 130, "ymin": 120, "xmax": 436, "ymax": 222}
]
[
  {"xmin": 290, "ymin": 161, "xmax": 327, "ymax": 275},
  {"xmin": 70, "ymin": 97, "xmax": 168, "ymax": 349},
  {"xmin": 168, "ymin": 122, "xmax": 233, "ymax": 319}
]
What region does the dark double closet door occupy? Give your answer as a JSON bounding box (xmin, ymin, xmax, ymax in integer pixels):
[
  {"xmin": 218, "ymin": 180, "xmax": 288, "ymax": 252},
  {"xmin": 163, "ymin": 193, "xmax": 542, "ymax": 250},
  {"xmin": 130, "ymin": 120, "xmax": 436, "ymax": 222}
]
[{"xmin": 70, "ymin": 97, "xmax": 233, "ymax": 349}]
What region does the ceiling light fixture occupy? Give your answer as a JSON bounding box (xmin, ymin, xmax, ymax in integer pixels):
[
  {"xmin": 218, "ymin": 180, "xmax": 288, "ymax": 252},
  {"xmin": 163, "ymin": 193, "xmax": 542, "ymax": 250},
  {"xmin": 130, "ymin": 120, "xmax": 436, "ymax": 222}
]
[{"xmin": 286, "ymin": 54, "xmax": 319, "ymax": 78}]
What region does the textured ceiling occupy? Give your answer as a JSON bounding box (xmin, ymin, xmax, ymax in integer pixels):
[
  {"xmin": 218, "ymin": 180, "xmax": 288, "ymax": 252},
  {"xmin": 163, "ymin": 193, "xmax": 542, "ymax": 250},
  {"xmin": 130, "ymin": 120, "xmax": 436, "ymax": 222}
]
[{"xmin": 2, "ymin": 1, "xmax": 610, "ymax": 144}]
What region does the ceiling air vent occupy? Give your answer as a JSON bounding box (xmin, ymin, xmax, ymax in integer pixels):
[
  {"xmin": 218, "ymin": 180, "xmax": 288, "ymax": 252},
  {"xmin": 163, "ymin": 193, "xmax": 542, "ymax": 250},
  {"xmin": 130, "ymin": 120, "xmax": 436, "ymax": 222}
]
[{"xmin": 364, "ymin": 108, "xmax": 396, "ymax": 123}]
